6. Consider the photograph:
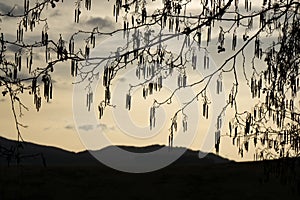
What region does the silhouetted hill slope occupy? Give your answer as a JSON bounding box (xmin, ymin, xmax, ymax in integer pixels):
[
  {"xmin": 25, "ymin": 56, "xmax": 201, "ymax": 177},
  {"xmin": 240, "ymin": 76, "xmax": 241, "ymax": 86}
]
[
  {"xmin": 0, "ymin": 161, "xmax": 299, "ymax": 200},
  {"xmin": 1, "ymin": 137, "xmax": 300, "ymax": 200},
  {"xmin": 0, "ymin": 136, "xmax": 231, "ymax": 166}
]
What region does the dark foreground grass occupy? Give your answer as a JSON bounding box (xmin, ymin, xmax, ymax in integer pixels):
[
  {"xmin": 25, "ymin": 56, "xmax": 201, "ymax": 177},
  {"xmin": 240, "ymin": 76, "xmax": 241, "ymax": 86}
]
[{"xmin": 0, "ymin": 161, "xmax": 299, "ymax": 200}]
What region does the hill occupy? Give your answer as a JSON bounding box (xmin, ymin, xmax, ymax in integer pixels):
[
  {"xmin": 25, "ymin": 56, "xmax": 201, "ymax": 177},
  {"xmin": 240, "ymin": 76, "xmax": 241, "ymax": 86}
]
[
  {"xmin": 0, "ymin": 136, "xmax": 230, "ymax": 166},
  {"xmin": 0, "ymin": 137, "xmax": 299, "ymax": 199}
]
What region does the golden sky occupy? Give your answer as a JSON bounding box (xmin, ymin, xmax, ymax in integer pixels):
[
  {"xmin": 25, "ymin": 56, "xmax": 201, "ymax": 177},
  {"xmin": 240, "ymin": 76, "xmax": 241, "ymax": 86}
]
[{"xmin": 0, "ymin": 0, "xmax": 276, "ymax": 162}]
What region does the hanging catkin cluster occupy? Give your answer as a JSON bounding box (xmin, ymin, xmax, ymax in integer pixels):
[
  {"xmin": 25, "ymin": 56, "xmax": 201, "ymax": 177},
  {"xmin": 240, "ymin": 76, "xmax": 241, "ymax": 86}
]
[
  {"xmin": 24, "ymin": 0, "xmax": 40, "ymax": 31},
  {"xmin": 113, "ymin": 0, "xmax": 121, "ymax": 22},
  {"xmin": 215, "ymin": 130, "xmax": 221, "ymax": 153},
  {"xmin": 254, "ymin": 36, "xmax": 262, "ymax": 58},
  {"xmin": 85, "ymin": 43, "xmax": 90, "ymax": 59},
  {"xmin": 102, "ymin": 65, "xmax": 114, "ymax": 106},
  {"xmin": 215, "ymin": 115, "xmax": 223, "ymax": 153},
  {"xmin": 86, "ymin": 91, "xmax": 93, "ymax": 112},
  {"xmin": 14, "ymin": 52, "xmax": 21, "ymax": 80},
  {"xmin": 98, "ymin": 103, "xmax": 104, "ymax": 119},
  {"xmin": 250, "ymin": 75, "xmax": 262, "ymax": 98},
  {"xmin": 217, "ymin": 27, "xmax": 225, "ymax": 53},
  {"xmin": 197, "ymin": 29, "xmax": 202, "ymax": 47},
  {"xmin": 191, "ymin": 50, "xmax": 197, "ymax": 70},
  {"xmin": 206, "ymin": 25, "xmax": 211, "ymax": 46},
  {"xmin": 229, "ymin": 122, "xmax": 239, "ymax": 146},
  {"xmin": 70, "ymin": 60, "xmax": 78, "ymax": 77},
  {"xmin": 75, "ymin": 6, "xmax": 81, "ymax": 23},
  {"xmin": 41, "ymin": 30, "xmax": 49, "ymax": 46},
  {"xmin": 85, "ymin": 0, "xmax": 92, "ymax": 10},
  {"xmin": 182, "ymin": 116, "xmax": 188, "ymax": 133},
  {"xmin": 125, "ymin": 93, "xmax": 131, "ymax": 110},
  {"xmin": 204, "ymin": 51, "xmax": 210, "ymax": 70},
  {"xmin": 90, "ymin": 32, "xmax": 96, "ymax": 49},
  {"xmin": 149, "ymin": 106, "xmax": 156, "ymax": 130},
  {"xmin": 69, "ymin": 36, "xmax": 78, "ymax": 77},
  {"xmin": 232, "ymin": 30, "xmax": 237, "ymax": 50},
  {"xmin": 57, "ymin": 35, "xmax": 67, "ymax": 60},
  {"xmin": 41, "ymin": 73, "xmax": 53, "ymax": 102},
  {"xmin": 30, "ymin": 77, "xmax": 41, "ymax": 112},
  {"xmin": 141, "ymin": 81, "xmax": 162, "ymax": 99},
  {"xmin": 74, "ymin": 0, "xmax": 92, "ymax": 23},
  {"xmin": 216, "ymin": 76, "xmax": 223, "ymax": 94},
  {"xmin": 228, "ymin": 89, "xmax": 235, "ymax": 108},
  {"xmin": 202, "ymin": 99, "xmax": 209, "ymax": 119},
  {"xmin": 168, "ymin": 117, "xmax": 178, "ymax": 148},
  {"xmin": 177, "ymin": 73, "xmax": 187, "ymax": 88},
  {"xmin": 34, "ymin": 93, "xmax": 42, "ymax": 112},
  {"xmin": 69, "ymin": 36, "xmax": 75, "ymax": 55},
  {"xmin": 17, "ymin": 23, "xmax": 24, "ymax": 43},
  {"xmin": 244, "ymin": 113, "xmax": 252, "ymax": 135}
]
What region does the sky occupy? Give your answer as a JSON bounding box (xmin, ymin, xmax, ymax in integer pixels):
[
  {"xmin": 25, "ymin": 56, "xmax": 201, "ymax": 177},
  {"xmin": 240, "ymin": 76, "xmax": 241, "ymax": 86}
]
[{"xmin": 0, "ymin": 0, "xmax": 280, "ymax": 162}]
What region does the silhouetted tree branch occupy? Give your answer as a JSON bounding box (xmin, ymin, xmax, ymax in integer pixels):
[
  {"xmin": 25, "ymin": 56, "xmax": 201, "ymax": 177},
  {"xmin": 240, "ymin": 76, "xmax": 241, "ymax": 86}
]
[{"xmin": 0, "ymin": 0, "xmax": 299, "ymax": 167}]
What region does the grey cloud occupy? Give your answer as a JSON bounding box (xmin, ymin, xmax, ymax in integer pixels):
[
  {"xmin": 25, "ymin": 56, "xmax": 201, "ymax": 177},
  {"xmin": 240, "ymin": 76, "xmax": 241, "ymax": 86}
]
[
  {"xmin": 78, "ymin": 124, "xmax": 112, "ymax": 132},
  {"xmin": 97, "ymin": 123, "xmax": 115, "ymax": 131},
  {"xmin": 50, "ymin": 9, "xmax": 62, "ymax": 17},
  {"xmin": 4, "ymin": 34, "xmax": 42, "ymax": 55},
  {"xmin": 7, "ymin": 44, "xmax": 20, "ymax": 53},
  {"xmin": 25, "ymin": 35, "xmax": 43, "ymax": 45},
  {"xmin": 0, "ymin": 2, "xmax": 24, "ymax": 15},
  {"xmin": 97, "ymin": 123, "xmax": 108, "ymax": 130},
  {"xmin": 0, "ymin": 98, "xmax": 6, "ymax": 102},
  {"xmin": 65, "ymin": 125, "xmax": 74, "ymax": 130},
  {"xmin": 14, "ymin": 71, "xmax": 32, "ymax": 81},
  {"xmin": 78, "ymin": 124, "xmax": 94, "ymax": 131},
  {"xmin": 85, "ymin": 17, "xmax": 115, "ymax": 29},
  {"xmin": 0, "ymin": 2, "xmax": 12, "ymax": 13},
  {"xmin": 2, "ymin": 34, "xmax": 16, "ymax": 42},
  {"xmin": 118, "ymin": 77, "xmax": 126, "ymax": 82},
  {"xmin": 43, "ymin": 127, "xmax": 51, "ymax": 131}
]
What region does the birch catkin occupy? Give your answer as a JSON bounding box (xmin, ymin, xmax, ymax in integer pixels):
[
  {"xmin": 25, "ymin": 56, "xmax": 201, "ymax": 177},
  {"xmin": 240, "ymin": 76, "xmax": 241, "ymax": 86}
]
[{"xmin": 149, "ymin": 106, "xmax": 156, "ymax": 130}]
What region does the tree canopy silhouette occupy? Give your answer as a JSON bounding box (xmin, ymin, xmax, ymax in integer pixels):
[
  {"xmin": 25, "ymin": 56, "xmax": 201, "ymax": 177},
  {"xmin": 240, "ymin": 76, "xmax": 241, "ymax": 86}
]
[{"xmin": 0, "ymin": 0, "xmax": 299, "ymax": 162}]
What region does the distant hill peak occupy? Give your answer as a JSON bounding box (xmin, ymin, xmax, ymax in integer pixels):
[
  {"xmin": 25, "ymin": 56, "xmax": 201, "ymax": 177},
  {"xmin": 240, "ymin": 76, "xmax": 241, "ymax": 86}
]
[{"xmin": 0, "ymin": 136, "xmax": 232, "ymax": 166}]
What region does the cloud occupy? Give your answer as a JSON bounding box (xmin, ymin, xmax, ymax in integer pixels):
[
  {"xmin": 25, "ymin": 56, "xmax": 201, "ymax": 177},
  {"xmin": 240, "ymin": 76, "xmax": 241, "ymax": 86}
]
[
  {"xmin": 117, "ymin": 77, "xmax": 126, "ymax": 82},
  {"xmin": 43, "ymin": 127, "xmax": 51, "ymax": 131},
  {"xmin": 7, "ymin": 44, "xmax": 19, "ymax": 53},
  {"xmin": 97, "ymin": 123, "xmax": 108, "ymax": 130},
  {"xmin": 0, "ymin": 2, "xmax": 23, "ymax": 15},
  {"xmin": 50, "ymin": 9, "xmax": 62, "ymax": 18},
  {"xmin": 0, "ymin": 98, "xmax": 6, "ymax": 102},
  {"xmin": 77, "ymin": 123, "xmax": 113, "ymax": 132},
  {"xmin": 0, "ymin": 2, "xmax": 12, "ymax": 13},
  {"xmin": 97, "ymin": 123, "xmax": 115, "ymax": 131},
  {"xmin": 65, "ymin": 125, "xmax": 74, "ymax": 130},
  {"xmin": 5, "ymin": 33, "xmax": 43, "ymax": 54},
  {"xmin": 85, "ymin": 17, "xmax": 114, "ymax": 29},
  {"xmin": 78, "ymin": 124, "xmax": 94, "ymax": 131}
]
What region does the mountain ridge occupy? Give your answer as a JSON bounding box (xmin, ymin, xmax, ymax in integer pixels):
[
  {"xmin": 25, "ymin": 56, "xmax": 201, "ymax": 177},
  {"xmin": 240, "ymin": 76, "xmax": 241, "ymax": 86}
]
[{"xmin": 0, "ymin": 136, "xmax": 232, "ymax": 166}]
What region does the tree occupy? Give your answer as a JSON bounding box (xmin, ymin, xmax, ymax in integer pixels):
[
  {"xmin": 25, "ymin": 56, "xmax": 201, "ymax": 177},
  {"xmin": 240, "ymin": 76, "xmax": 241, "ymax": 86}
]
[{"xmin": 0, "ymin": 0, "xmax": 299, "ymax": 164}]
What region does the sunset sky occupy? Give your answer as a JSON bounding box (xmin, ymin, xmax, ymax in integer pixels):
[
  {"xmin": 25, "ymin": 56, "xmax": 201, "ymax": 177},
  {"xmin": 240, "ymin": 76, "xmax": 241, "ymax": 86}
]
[{"xmin": 0, "ymin": 0, "xmax": 276, "ymax": 162}]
